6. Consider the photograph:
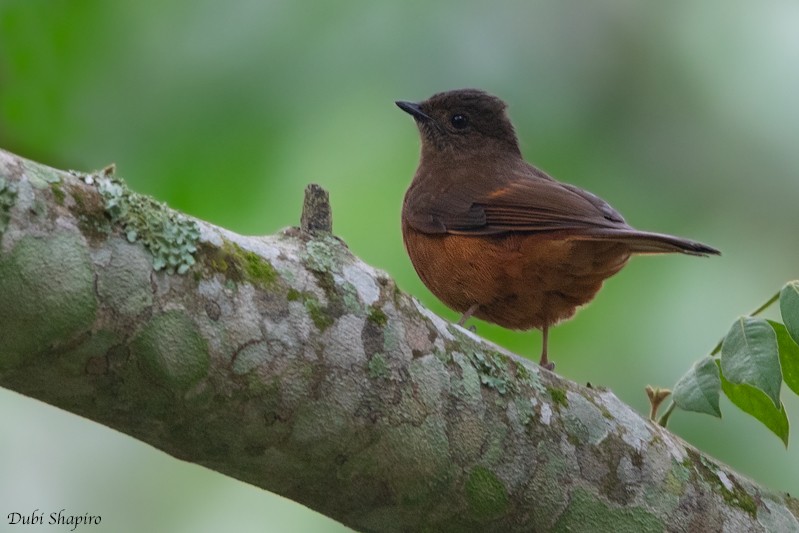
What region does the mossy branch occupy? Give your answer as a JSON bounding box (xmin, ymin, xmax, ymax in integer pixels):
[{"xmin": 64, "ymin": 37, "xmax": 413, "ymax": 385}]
[{"xmin": 0, "ymin": 148, "xmax": 796, "ymax": 532}]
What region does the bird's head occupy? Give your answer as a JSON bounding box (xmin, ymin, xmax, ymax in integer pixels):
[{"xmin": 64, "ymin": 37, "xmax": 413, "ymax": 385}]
[{"xmin": 396, "ymin": 89, "xmax": 521, "ymax": 157}]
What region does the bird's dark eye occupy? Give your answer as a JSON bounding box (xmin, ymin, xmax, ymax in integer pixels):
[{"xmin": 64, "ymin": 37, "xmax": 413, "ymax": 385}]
[{"xmin": 450, "ymin": 114, "xmax": 469, "ymax": 129}]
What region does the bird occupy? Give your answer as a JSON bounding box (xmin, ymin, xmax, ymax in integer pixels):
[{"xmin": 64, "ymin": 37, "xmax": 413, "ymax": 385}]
[{"xmin": 396, "ymin": 89, "xmax": 719, "ymax": 370}]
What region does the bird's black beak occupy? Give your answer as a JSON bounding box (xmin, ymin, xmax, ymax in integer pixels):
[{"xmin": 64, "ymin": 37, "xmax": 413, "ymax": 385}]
[{"xmin": 396, "ymin": 100, "xmax": 433, "ymax": 122}]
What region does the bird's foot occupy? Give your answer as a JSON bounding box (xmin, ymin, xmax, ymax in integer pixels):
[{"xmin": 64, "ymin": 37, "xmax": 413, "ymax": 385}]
[
  {"xmin": 538, "ymin": 326, "xmax": 553, "ymax": 370},
  {"xmin": 457, "ymin": 304, "xmax": 480, "ymax": 327}
]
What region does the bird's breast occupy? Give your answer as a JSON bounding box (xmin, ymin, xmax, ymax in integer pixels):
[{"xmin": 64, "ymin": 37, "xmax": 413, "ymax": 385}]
[{"xmin": 401, "ymin": 222, "xmax": 630, "ymax": 330}]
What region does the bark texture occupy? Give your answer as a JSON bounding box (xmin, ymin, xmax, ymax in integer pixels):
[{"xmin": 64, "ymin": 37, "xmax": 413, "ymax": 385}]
[{"xmin": 0, "ymin": 148, "xmax": 797, "ymax": 532}]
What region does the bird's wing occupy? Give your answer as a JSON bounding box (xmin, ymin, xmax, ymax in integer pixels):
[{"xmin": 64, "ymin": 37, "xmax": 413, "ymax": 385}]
[
  {"xmin": 403, "ymin": 164, "xmax": 719, "ymax": 256},
  {"xmin": 404, "ymin": 163, "xmax": 629, "ymax": 236},
  {"xmin": 467, "ymin": 180, "xmax": 627, "ymax": 235}
]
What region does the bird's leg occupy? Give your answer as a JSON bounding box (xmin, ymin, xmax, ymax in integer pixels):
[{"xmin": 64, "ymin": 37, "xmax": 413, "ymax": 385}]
[
  {"xmin": 457, "ymin": 304, "xmax": 479, "ymax": 327},
  {"xmin": 539, "ymin": 326, "xmax": 555, "ymax": 370}
]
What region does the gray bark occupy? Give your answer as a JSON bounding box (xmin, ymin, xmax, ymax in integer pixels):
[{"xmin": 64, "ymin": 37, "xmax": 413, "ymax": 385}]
[{"xmin": 0, "ymin": 148, "xmax": 796, "ymax": 532}]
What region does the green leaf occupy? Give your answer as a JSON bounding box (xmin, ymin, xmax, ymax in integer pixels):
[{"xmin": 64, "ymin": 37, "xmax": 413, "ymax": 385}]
[
  {"xmin": 672, "ymin": 356, "xmax": 721, "ymax": 417},
  {"xmin": 720, "ymin": 317, "xmax": 781, "ymax": 407},
  {"xmin": 780, "ymin": 281, "xmax": 799, "ymax": 345},
  {"xmin": 768, "ymin": 320, "xmax": 799, "ymax": 397},
  {"xmin": 718, "ymin": 361, "xmax": 789, "ymax": 447}
]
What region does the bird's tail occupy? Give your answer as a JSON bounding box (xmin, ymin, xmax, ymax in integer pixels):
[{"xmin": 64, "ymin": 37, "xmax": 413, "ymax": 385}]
[{"xmin": 572, "ymin": 229, "xmax": 720, "ymax": 257}]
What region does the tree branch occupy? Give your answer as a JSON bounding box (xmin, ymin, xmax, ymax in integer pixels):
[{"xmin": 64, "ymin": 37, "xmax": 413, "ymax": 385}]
[{"xmin": 0, "ymin": 148, "xmax": 796, "ymax": 532}]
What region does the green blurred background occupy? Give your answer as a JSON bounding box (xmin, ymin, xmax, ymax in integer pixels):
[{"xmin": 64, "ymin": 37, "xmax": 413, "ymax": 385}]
[{"xmin": 1, "ymin": 1, "xmax": 797, "ymax": 531}]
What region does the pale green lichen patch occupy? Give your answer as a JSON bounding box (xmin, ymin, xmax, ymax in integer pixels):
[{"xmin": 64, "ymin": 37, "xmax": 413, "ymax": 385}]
[
  {"xmin": 23, "ymin": 159, "xmax": 61, "ymax": 188},
  {"xmin": 409, "ymin": 354, "xmax": 450, "ymax": 412},
  {"xmin": 434, "ymin": 348, "xmax": 451, "ymax": 364},
  {"xmin": 367, "ymin": 353, "xmax": 389, "ymax": 379},
  {"xmin": 452, "ymin": 352, "xmax": 483, "ymax": 407},
  {"xmin": 0, "ymin": 234, "xmax": 96, "ymax": 368},
  {"xmin": 0, "ymin": 176, "xmax": 17, "ymax": 234},
  {"xmin": 301, "ymin": 235, "xmax": 345, "ymax": 274},
  {"xmin": 338, "ymin": 280, "xmax": 362, "ymax": 313},
  {"xmin": 553, "ymin": 488, "xmax": 663, "ymax": 533},
  {"xmin": 381, "ymin": 315, "xmax": 403, "ymax": 355},
  {"xmin": 664, "ymin": 460, "xmax": 690, "ymax": 496},
  {"xmin": 97, "ymin": 175, "xmax": 199, "ymax": 274},
  {"xmin": 465, "ymin": 466, "xmax": 509, "ymax": 519},
  {"xmin": 643, "ymin": 460, "xmax": 688, "ymax": 514},
  {"xmin": 466, "ymin": 349, "xmax": 516, "ymax": 395},
  {"xmin": 514, "ymin": 361, "xmax": 544, "ymax": 393},
  {"xmin": 446, "ymin": 330, "xmax": 530, "ymax": 396},
  {"xmin": 131, "ymin": 310, "xmax": 209, "ymax": 389},
  {"xmin": 513, "ymin": 397, "xmax": 535, "ymax": 426}
]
